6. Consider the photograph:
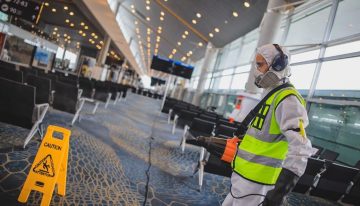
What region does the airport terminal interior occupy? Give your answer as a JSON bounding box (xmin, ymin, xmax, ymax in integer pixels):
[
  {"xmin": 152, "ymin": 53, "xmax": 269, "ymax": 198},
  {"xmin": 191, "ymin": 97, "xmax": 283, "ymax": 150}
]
[{"xmin": 0, "ymin": 0, "xmax": 360, "ymax": 205}]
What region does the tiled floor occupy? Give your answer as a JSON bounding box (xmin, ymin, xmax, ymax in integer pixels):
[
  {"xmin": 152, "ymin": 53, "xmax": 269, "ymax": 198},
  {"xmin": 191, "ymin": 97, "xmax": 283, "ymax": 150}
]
[{"xmin": 0, "ymin": 93, "xmax": 343, "ymax": 205}]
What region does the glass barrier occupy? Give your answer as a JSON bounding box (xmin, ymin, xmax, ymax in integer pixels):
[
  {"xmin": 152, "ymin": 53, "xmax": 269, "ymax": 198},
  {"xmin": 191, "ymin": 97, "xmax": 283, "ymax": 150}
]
[{"xmin": 307, "ymin": 102, "xmax": 360, "ymax": 165}]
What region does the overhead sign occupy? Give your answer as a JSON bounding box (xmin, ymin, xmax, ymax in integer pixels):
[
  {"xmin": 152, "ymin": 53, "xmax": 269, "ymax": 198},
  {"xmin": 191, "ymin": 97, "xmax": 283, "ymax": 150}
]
[
  {"xmin": 18, "ymin": 125, "xmax": 71, "ymax": 206},
  {"xmin": 0, "ymin": 0, "xmax": 43, "ymax": 23}
]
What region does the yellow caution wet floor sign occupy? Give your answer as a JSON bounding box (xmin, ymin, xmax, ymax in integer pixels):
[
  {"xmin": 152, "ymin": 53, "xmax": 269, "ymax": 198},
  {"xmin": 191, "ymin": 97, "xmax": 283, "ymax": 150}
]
[{"xmin": 18, "ymin": 125, "xmax": 71, "ymax": 206}]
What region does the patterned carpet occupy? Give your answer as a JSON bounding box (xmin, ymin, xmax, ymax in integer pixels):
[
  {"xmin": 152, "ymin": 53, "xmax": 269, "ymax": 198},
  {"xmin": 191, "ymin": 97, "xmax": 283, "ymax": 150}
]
[{"xmin": 0, "ymin": 93, "xmax": 345, "ymax": 205}]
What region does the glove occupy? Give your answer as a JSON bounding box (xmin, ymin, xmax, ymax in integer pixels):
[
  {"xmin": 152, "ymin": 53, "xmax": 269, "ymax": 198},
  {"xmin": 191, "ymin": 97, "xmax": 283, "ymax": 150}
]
[{"xmin": 263, "ymin": 168, "xmax": 299, "ymax": 206}]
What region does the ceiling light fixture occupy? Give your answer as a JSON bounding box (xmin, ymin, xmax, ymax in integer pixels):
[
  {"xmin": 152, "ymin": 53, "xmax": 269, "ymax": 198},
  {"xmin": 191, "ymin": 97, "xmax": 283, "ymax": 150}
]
[
  {"xmin": 160, "ymin": 11, "xmax": 165, "ymax": 16},
  {"xmin": 198, "ymin": 42, "xmax": 203, "ymax": 47},
  {"xmin": 209, "ymin": 33, "xmax": 214, "ymax": 38},
  {"xmin": 135, "ymin": 21, "xmax": 138, "ymax": 25},
  {"xmin": 146, "ymin": 6, "xmax": 150, "ymax": 10},
  {"xmin": 192, "ymin": 19, "xmax": 197, "ymax": 24},
  {"xmin": 196, "ymin": 13, "xmax": 201, "ymax": 18},
  {"xmin": 64, "ymin": 6, "xmax": 68, "ymax": 10},
  {"xmin": 182, "ymin": 34, "xmax": 186, "ymax": 39},
  {"xmin": 54, "ymin": 27, "xmax": 58, "ymax": 31},
  {"xmin": 244, "ymin": 1, "xmax": 250, "ymax": 8},
  {"xmin": 233, "ymin": 11, "xmax": 239, "ymax": 17},
  {"xmin": 146, "ymin": 17, "xmax": 150, "ymax": 21},
  {"xmin": 146, "ymin": 0, "xmax": 150, "ymax": 4},
  {"xmin": 45, "ymin": 2, "xmax": 49, "ymax": 6},
  {"xmin": 70, "ymin": 23, "xmax": 74, "ymax": 27},
  {"xmin": 214, "ymin": 28, "xmax": 220, "ymax": 33},
  {"xmin": 84, "ymin": 26, "xmax": 88, "ymax": 30},
  {"xmin": 184, "ymin": 31, "xmax": 189, "ymax": 35},
  {"xmin": 79, "ymin": 30, "xmax": 83, "ymax": 34},
  {"xmin": 65, "ymin": 19, "xmax": 70, "ymax": 23},
  {"xmin": 52, "ymin": 8, "xmax": 56, "ymax": 12},
  {"xmin": 160, "ymin": 16, "xmax": 164, "ymax": 21},
  {"xmin": 69, "ymin": 11, "xmax": 74, "ymax": 16},
  {"xmin": 177, "ymin": 42, "xmax": 181, "ymax": 46},
  {"xmin": 131, "ymin": 5, "xmax": 134, "ymax": 9}
]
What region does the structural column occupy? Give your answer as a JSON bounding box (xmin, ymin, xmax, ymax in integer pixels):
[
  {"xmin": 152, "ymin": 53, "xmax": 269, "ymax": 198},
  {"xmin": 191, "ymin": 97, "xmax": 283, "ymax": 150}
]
[
  {"xmin": 192, "ymin": 43, "xmax": 217, "ymax": 106},
  {"xmin": 97, "ymin": 35, "xmax": 111, "ymax": 66},
  {"xmin": 117, "ymin": 59, "xmax": 127, "ymax": 84},
  {"xmin": 245, "ymin": 0, "xmax": 288, "ymax": 94}
]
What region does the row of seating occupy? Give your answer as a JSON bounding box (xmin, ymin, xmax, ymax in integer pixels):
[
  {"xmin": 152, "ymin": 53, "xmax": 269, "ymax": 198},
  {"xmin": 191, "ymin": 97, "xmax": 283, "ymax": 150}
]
[
  {"xmin": 0, "ymin": 62, "xmax": 129, "ymax": 148},
  {"xmin": 163, "ymin": 97, "xmax": 360, "ymax": 205},
  {"xmin": 131, "ymin": 87, "xmax": 163, "ymax": 100}
]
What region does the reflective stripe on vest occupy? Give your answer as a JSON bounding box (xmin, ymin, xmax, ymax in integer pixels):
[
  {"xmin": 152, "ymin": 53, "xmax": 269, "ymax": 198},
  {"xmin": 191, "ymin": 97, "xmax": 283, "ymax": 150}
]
[{"xmin": 232, "ymin": 86, "xmax": 305, "ymax": 185}]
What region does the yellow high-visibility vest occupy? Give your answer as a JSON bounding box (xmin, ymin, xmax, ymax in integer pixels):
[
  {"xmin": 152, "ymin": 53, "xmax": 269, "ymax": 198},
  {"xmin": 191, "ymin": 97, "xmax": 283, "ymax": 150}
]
[{"xmin": 232, "ymin": 86, "xmax": 306, "ymax": 185}]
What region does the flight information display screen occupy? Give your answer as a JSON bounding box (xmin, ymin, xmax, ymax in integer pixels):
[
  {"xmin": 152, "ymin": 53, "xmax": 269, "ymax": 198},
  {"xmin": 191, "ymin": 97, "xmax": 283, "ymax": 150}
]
[{"xmin": 151, "ymin": 55, "xmax": 195, "ymax": 79}]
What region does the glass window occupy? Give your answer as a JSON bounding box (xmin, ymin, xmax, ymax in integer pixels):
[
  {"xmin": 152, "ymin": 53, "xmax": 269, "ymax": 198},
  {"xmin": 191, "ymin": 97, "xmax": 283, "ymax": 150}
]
[
  {"xmin": 238, "ymin": 40, "xmax": 257, "ymax": 64},
  {"xmin": 289, "ymin": 63, "xmax": 316, "ymax": 90},
  {"xmin": 235, "ymin": 64, "xmax": 251, "ymax": 73},
  {"xmin": 230, "ymin": 72, "xmax": 249, "ymax": 90},
  {"xmin": 222, "ymin": 69, "xmax": 234, "ymax": 76},
  {"xmin": 285, "ymin": 4, "xmax": 331, "ymax": 46},
  {"xmin": 324, "ymin": 40, "xmax": 360, "ymax": 57},
  {"xmin": 204, "ymin": 78, "xmax": 211, "ymax": 90},
  {"xmin": 330, "ymin": 0, "xmax": 360, "ymax": 40},
  {"xmin": 291, "ymin": 50, "xmax": 320, "ymax": 63},
  {"xmin": 218, "ymin": 75, "xmax": 232, "ymax": 90},
  {"xmin": 316, "ymin": 57, "xmax": 360, "ymax": 90}
]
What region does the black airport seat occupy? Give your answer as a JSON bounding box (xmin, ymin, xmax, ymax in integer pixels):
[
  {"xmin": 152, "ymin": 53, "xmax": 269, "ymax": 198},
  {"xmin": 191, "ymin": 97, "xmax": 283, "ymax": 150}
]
[
  {"xmin": 53, "ymin": 81, "xmax": 79, "ymax": 114},
  {"xmin": 186, "ymin": 118, "xmax": 216, "ymax": 146},
  {"xmin": 341, "ymin": 172, "xmax": 360, "ymax": 205},
  {"xmin": 198, "ymin": 114, "xmax": 217, "ymax": 122},
  {"xmin": 319, "ymin": 149, "xmax": 339, "ymax": 161},
  {"xmin": 0, "ymin": 77, "xmax": 49, "ymax": 147},
  {"xmin": 20, "ymin": 67, "xmax": 37, "ymax": 79},
  {"xmin": 312, "ymin": 145, "xmax": 324, "ymax": 158},
  {"xmin": 204, "ymin": 154, "xmax": 232, "ymax": 177},
  {"xmin": 0, "ymin": 67, "xmax": 23, "ymax": 82},
  {"xmin": 25, "ymin": 75, "xmax": 51, "ymax": 104},
  {"xmin": 161, "ymin": 99, "xmax": 176, "ymax": 113},
  {"xmin": 58, "ymin": 75, "xmax": 78, "ymax": 86},
  {"xmin": 0, "ymin": 60, "xmax": 16, "ymax": 70},
  {"xmin": 309, "ymin": 163, "xmax": 359, "ymax": 201},
  {"xmin": 170, "ymin": 104, "xmax": 188, "ymax": 120},
  {"xmin": 79, "ymin": 78, "xmax": 94, "ymax": 98},
  {"xmin": 93, "ymin": 81, "xmax": 111, "ymax": 102},
  {"xmin": 293, "ymin": 158, "xmax": 326, "ymax": 193},
  {"xmin": 121, "ymin": 85, "xmax": 128, "ymax": 98},
  {"xmin": 177, "ymin": 110, "xmax": 199, "ymax": 128},
  {"xmin": 38, "ymin": 72, "xmax": 58, "ymax": 84},
  {"xmin": 214, "ymin": 124, "xmax": 237, "ymax": 139}
]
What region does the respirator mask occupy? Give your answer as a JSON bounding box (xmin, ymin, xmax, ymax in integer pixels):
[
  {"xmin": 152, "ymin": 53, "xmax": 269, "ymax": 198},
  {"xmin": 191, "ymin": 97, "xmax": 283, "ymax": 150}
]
[{"xmin": 254, "ymin": 44, "xmax": 290, "ymax": 88}]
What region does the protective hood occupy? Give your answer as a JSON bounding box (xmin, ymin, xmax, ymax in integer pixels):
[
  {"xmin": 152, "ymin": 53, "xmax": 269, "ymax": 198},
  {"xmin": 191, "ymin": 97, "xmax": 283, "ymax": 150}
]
[{"xmin": 254, "ymin": 44, "xmax": 291, "ymax": 88}]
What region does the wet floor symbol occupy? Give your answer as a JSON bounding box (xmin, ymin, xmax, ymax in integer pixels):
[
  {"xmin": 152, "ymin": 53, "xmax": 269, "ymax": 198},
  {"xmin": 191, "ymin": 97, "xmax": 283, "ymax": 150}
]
[{"xmin": 33, "ymin": 154, "xmax": 55, "ymax": 177}]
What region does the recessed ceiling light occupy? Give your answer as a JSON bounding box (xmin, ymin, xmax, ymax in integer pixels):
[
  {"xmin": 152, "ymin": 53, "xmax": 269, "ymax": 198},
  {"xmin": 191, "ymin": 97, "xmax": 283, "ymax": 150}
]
[
  {"xmin": 160, "ymin": 11, "xmax": 165, "ymax": 16},
  {"xmin": 189, "ymin": 51, "xmax": 193, "ymax": 55},
  {"xmin": 54, "ymin": 27, "xmax": 58, "ymax": 31},
  {"xmin": 196, "ymin": 13, "xmax": 201, "ymax": 18},
  {"xmin": 64, "ymin": 6, "xmax": 68, "ymax": 10},
  {"xmin": 232, "ymin": 11, "xmax": 239, "ymax": 17},
  {"xmin": 182, "ymin": 34, "xmax": 186, "ymax": 39},
  {"xmin": 70, "ymin": 23, "xmax": 74, "ymax": 27},
  {"xmin": 184, "ymin": 31, "xmax": 189, "ymax": 35},
  {"xmin": 146, "ymin": 0, "xmax": 150, "ymax": 4},
  {"xmin": 192, "ymin": 19, "xmax": 197, "ymax": 24},
  {"xmin": 132, "ymin": 9, "xmax": 135, "ymax": 13},
  {"xmin": 209, "ymin": 33, "xmax": 214, "ymax": 38},
  {"xmin": 160, "ymin": 16, "xmax": 164, "ymax": 21},
  {"xmin": 169, "ymin": 54, "xmax": 173, "ymax": 58},
  {"xmin": 91, "ymin": 33, "xmax": 95, "ymax": 36},
  {"xmin": 214, "ymin": 28, "xmax": 220, "ymax": 33},
  {"xmin": 131, "ymin": 5, "xmax": 134, "ymax": 9},
  {"xmin": 177, "ymin": 42, "xmax": 181, "ymax": 46},
  {"xmin": 45, "ymin": 2, "xmax": 49, "ymax": 6},
  {"xmin": 84, "ymin": 26, "xmax": 88, "ymax": 30},
  {"xmin": 244, "ymin": 1, "xmax": 250, "ymax": 8},
  {"xmin": 146, "ymin": 6, "xmax": 150, "ymax": 10},
  {"xmin": 69, "ymin": 11, "xmax": 74, "ymax": 16},
  {"xmin": 52, "ymin": 8, "xmax": 56, "ymax": 12},
  {"xmin": 64, "ymin": 33, "xmax": 68, "ymax": 37},
  {"xmin": 135, "ymin": 21, "xmax": 138, "ymax": 25},
  {"xmin": 79, "ymin": 30, "xmax": 83, "ymax": 34},
  {"xmin": 80, "ymin": 22, "xmax": 85, "ymax": 26},
  {"xmin": 198, "ymin": 42, "xmax": 203, "ymax": 47},
  {"xmin": 146, "ymin": 17, "xmax": 150, "ymax": 21},
  {"xmin": 52, "ymin": 31, "xmax": 56, "ymax": 35},
  {"xmin": 100, "ymin": 41, "xmax": 104, "ymax": 44},
  {"xmin": 65, "ymin": 19, "xmax": 70, "ymax": 23},
  {"xmin": 82, "ymin": 33, "xmax": 86, "ymax": 37}
]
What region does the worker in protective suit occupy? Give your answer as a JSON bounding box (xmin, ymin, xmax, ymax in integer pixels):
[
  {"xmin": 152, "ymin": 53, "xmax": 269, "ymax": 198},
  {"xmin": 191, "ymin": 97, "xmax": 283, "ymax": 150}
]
[{"xmin": 222, "ymin": 44, "xmax": 316, "ymax": 206}]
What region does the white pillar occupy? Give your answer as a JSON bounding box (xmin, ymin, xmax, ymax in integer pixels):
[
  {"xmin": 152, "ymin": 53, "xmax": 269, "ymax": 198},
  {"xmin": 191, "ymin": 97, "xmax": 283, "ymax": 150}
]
[
  {"xmin": 117, "ymin": 59, "xmax": 127, "ymax": 84},
  {"xmin": 245, "ymin": 0, "xmax": 288, "ymax": 94},
  {"xmin": 192, "ymin": 43, "xmax": 217, "ymax": 106},
  {"xmin": 97, "ymin": 35, "xmax": 111, "ymax": 66}
]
